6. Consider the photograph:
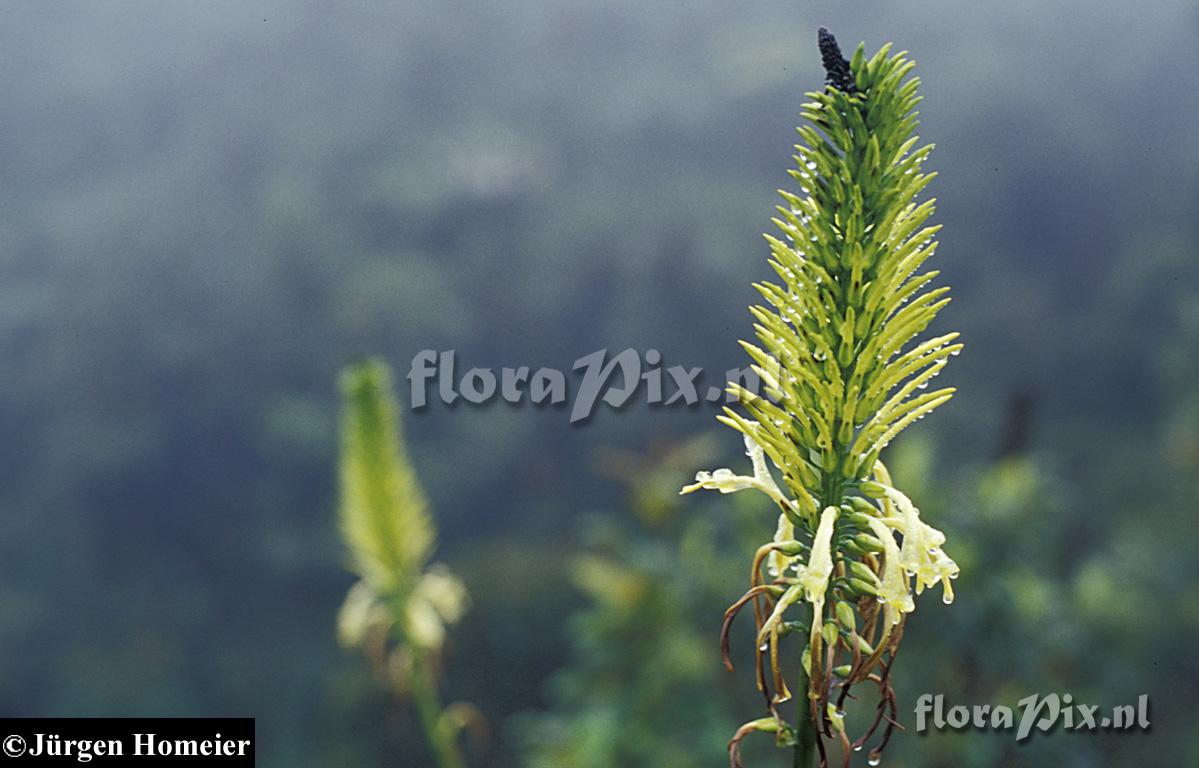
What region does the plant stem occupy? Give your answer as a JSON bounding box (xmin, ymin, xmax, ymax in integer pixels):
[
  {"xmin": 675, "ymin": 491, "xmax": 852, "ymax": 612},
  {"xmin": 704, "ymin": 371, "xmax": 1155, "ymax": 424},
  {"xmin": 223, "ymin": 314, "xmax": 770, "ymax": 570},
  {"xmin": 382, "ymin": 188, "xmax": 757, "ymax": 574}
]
[
  {"xmin": 408, "ymin": 649, "xmax": 465, "ymax": 768},
  {"xmin": 793, "ymin": 655, "xmax": 817, "ymax": 768},
  {"xmin": 794, "ymin": 472, "xmax": 844, "ymax": 767}
]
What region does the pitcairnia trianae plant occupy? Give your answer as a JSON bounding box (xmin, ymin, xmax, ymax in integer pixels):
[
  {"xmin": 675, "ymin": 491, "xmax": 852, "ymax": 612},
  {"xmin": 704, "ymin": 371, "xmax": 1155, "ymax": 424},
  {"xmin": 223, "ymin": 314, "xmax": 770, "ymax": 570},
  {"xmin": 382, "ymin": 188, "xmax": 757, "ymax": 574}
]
[
  {"xmin": 336, "ymin": 360, "xmax": 474, "ymax": 768},
  {"xmin": 681, "ymin": 29, "xmax": 962, "ymax": 768}
]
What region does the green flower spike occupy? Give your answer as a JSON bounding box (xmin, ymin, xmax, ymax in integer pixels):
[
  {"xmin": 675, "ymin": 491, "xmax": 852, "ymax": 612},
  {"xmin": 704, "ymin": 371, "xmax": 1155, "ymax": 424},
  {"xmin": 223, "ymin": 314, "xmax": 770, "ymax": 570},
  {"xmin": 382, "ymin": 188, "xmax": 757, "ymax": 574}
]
[
  {"xmin": 336, "ymin": 360, "xmax": 470, "ymax": 768},
  {"xmin": 685, "ymin": 28, "xmax": 963, "ymax": 768}
]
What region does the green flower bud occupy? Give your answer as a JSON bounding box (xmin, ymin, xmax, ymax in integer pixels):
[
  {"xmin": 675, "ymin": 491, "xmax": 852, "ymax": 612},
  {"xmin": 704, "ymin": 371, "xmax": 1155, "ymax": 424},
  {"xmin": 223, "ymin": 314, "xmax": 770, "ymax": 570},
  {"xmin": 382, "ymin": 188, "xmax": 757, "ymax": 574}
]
[
  {"xmin": 859, "ymin": 480, "xmax": 887, "ymax": 498},
  {"xmin": 835, "ymin": 601, "xmax": 857, "ymax": 630},
  {"xmin": 853, "ymin": 533, "xmax": 885, "ymax": 553},
  {"xmin": 827, "ymin": 702, "xmax": 846, "ymax": 732},
  {"xmin": 850, "ymin": 497, "xmax": 878, "ymax": 514},
  {"xmin": 849, "ymin": 560, "xmax": 881, "ymax": 584},
  {"xmin": 848, "ymin": 577, "xmax": 880, "ymax": 597},
  {"xmin": 843, "ymin": 539, "xmax": 870, "ymax": 557},
  {"xmin": 773, "ymin": 539, "xmax": 807, "ymax": 556}
]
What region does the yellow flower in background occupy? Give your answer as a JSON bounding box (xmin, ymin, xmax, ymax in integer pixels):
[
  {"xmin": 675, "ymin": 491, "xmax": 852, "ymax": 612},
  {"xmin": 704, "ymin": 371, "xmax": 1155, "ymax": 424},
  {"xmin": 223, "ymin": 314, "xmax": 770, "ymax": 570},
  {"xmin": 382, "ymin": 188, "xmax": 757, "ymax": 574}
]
[{"xmin": 336, "ymin": 360, "xmax": 471, "ymax": 768}]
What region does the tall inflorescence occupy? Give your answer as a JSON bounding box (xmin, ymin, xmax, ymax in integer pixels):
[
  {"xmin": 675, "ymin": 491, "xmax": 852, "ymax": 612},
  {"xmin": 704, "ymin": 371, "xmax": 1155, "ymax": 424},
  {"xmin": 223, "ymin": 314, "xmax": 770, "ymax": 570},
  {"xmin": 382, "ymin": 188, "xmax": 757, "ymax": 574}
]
[
  {"xmin": 337, "ymin": 360, "xmax": 471, "ymax": 768},
  {"xmin": 682, "ymin": 29, "xmax": 962, "ymax": 768}
]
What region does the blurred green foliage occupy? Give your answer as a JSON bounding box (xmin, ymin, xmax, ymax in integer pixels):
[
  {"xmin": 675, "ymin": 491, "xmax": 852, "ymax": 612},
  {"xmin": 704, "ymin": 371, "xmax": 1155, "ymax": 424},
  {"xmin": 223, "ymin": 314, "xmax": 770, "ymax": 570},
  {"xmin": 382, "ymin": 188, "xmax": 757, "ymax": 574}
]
[
  {"xmin": 0, "ymin": 1, "xmax": 1196, "ymax": 766},
  {"xmin": 517, "ymin": 438, "xmax": 751, "ymax": 768},
  {"xmin": 528, "ymin": 429, "xmax": 1197, "ymax": 766}
]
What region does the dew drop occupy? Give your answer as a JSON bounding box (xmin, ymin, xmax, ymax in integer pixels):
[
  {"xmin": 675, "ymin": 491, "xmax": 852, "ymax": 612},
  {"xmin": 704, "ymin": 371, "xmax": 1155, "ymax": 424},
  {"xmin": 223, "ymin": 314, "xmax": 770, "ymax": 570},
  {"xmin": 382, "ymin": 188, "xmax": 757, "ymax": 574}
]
[
  {"xmin": 759, "ymin": 643, "xmax": 770, "ymax": 652},
  {"xmin": 942, "ymin": 593, "xmax": 954, "ymax": 605},
  {"xmin": 868, "ymin": 758, "xmax": 881, "ymax": 767}
]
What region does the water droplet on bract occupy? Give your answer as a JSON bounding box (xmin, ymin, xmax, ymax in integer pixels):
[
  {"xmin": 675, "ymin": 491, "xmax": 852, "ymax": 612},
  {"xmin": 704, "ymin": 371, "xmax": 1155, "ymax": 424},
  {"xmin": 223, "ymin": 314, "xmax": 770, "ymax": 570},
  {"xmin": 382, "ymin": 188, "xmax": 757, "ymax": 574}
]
[
  {"xmin": 942, "ymin": 593, "xmax": 954, "ymax": 605},
  {"xmin": 806, "ymin": 161, "xmax": 817, "ymax": 170},
  {"xmin": 853, "ymin": 745, "xmax": 863, "ymax": 752},
  {"xmin": 950, "ymin": 348, "xmax": 961, "ymax": 356},
  {"xmin": 759, "ymin": 643, "xmax": 769, "ymax": 652},
  {"xmin": 949, "ymin": 572, "xmax": 959, "ymax": 580},
  {"xmin": 835, "ymin": 709, "xmax": 846, "ymax": 718},
  {"xmin": 876, "ymin": 596, "xmax": 886, "ymax": 604},
  {"xmin": 916, "ymin": 381, "xmax": 928, "ymax": 390},
  {"xmin": 868, "ymin": 758, "xmax": 881, "ymax": 767}
]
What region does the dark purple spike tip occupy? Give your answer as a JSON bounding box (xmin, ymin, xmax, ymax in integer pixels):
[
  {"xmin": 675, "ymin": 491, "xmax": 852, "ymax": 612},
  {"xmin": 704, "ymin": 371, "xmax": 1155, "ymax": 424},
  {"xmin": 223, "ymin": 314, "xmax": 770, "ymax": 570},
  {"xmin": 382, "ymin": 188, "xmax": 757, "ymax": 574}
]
[{"xmin": 818, "ymin": 27, "xmax": 857, "ymax": 93}]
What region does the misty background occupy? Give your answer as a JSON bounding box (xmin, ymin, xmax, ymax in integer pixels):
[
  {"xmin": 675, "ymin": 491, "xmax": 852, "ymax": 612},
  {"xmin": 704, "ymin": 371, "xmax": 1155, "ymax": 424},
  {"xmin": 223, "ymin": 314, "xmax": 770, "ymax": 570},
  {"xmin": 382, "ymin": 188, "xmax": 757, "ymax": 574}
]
[{"xmin": 1, "ymin": 1, "xmax": 1197, "ymax": 766}]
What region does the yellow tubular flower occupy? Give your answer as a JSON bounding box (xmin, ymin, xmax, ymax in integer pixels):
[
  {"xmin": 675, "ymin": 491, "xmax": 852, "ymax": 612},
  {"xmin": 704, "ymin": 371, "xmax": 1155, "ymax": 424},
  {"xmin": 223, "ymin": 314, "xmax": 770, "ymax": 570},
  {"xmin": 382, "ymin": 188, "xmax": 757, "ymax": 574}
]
[
  {"xmin": 680, "ymin": 435, "xmax": 791, "ymax": 510},
  {"xmin": 864, "ymin": 517, "xmax": 914, "ymax": 626},
  {"xmin": 769, "ymin": 513, "xmax": 797, "ymax": 578},
  {"xmin": 881, "ymin": 485, "xmax": 959, "ymax": 603},
  {"xmin": 798, "ymin": 506, "xmax": 838, "ymax": 643}
]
